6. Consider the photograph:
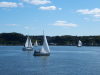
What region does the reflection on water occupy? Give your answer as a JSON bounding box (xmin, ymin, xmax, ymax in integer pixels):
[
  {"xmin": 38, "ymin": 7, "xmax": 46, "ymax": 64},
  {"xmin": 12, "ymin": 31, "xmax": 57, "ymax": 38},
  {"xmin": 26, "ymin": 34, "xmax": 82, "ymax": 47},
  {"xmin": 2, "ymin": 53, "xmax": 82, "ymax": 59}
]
[{"xmin": 0, "ymin": 46, "xmax": 100, "ymax": 75}]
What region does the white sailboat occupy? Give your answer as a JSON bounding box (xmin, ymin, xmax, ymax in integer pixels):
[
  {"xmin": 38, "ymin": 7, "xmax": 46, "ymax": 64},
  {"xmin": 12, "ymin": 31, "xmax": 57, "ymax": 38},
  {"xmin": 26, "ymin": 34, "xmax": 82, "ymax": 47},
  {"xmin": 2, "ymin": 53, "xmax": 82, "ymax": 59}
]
[
  {"xmin": 77, "ymin": 40, "xmax": 82, "ymax": 47},
  {"xmin": 33, "ymin": 40, "xmax": 39, "ymax": 51},
  {"xmin": 33, "ymin": 35, "xmax": 50, "ymax": 56},
  {"xmin": 34, "ymin": 40, "xmax": 38, "ymax": 47},
  {"xmin": 23, "ymin": 36, "xmax": 33, "ymax": 51}
]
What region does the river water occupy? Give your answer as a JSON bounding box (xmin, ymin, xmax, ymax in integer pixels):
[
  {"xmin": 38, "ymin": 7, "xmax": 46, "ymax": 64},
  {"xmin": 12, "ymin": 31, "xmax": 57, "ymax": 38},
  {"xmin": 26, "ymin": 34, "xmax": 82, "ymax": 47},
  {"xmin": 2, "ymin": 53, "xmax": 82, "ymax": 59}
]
[{"xmin": 0, "ymin": 46, "xmax": 100, "ymax": 75}]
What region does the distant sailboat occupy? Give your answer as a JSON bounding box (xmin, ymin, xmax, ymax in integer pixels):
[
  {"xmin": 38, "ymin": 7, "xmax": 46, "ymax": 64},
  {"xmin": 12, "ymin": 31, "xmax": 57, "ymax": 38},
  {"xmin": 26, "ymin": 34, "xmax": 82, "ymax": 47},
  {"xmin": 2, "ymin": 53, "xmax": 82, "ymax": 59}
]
[
  {"xmin": 77, "ymin": 40, "xmax": 82, "ymax": 47},
  {"xmin": 33, "ymin": 35, "xmax": 50, "ymax": 56},
  {"xmin": 34, "ymin": 40, "xmax": 38, "ymax": 47},
  {"xmin": 23, "ymin": 36, "xmax": 33, "ymax": 51},
  {"xmin": 33, "ymin": 40, "xmax": 38, "ymax": 50}
]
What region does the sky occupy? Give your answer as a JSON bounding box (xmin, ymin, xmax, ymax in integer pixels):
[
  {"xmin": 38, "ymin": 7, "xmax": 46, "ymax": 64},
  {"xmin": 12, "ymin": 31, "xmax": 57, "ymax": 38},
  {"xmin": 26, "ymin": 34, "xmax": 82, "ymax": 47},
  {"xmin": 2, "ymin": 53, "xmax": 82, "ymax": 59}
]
[{"xmin": 0, "ymin": 0, "xmax": 100, "ymax": 36}]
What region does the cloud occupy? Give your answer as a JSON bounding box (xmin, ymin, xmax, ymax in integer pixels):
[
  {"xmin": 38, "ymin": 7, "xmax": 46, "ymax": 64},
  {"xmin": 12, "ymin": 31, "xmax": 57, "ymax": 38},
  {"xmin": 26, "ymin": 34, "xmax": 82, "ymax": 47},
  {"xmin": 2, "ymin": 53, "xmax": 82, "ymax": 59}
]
[
  {"xmin": 77, "ymin": 8, "xmax": 100, "ymax": 17},
  {"xmin": 39, "ymin": 6, "xmax": 56, "ymax": 10},
  {"xmin": 0, "ymin": 2, "xmax": 23, "ymax": 8},
  {"xmin": 52, "ymin": 21, "xmax": 77, "ymax": 27},
  {"xmin": 39, "ymin": 6, "xmax": 62, "ymax": 10},
  {"xmin": 22, "ymin": 0, "xmax": 51, "ymax": 5}
]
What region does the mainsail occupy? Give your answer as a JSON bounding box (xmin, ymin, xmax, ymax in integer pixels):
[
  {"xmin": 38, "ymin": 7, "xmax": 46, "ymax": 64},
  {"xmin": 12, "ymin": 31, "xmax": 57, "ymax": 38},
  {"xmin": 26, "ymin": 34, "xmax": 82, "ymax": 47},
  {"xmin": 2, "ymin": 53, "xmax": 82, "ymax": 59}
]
[
  {"xmin": 25, "ymin": 36, "xmax": 33, "ymax": 48},
  {"xmin": 29, "ymin": 38, "xmax": 33, "ymax": 47},
  {"xmin": 40, "ymin": 35, "xmax": 50, "ymax": 53}
]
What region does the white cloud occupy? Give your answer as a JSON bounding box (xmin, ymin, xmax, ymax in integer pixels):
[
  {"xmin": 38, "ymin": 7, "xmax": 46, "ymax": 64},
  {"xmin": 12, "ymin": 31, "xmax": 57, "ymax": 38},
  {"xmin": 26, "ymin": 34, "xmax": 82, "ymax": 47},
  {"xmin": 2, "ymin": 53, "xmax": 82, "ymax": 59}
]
[
  {"xmin": 39, "ymin": 6, "xmax": 56, "ymax": 10},
  {"xmin": 22, "ymin": 0, "xmax": 51, "ymax": 5},
  {"xmin": 77, "ymin": 9, "xmax": 90, "ymax": 14},
  {"xmin": 39, "ymin": 6, "xmax": 62, "ymax": 10},
  {"xmin": 52, "ymin": 21, "xmax": 77, "ymax": 27},
  {"xmin": 77, "ymin": 8, "xmax": 100, "ymax": 17},
  {"xmin": 0, "ymin": 2, "xmax": 23, "ymax": 8}
]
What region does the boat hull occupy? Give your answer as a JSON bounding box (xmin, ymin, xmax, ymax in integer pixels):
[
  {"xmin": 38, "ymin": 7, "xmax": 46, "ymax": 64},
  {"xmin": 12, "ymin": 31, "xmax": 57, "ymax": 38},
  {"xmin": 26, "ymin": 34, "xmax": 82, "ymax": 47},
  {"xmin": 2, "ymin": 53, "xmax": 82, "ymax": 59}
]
[
  {"xmin": 22, "ymin": 47, "xmax": 33, "ymax": 51},
  {"xmin": 33, "ymin": 51, "xmax": 50, "ymax": 56}
]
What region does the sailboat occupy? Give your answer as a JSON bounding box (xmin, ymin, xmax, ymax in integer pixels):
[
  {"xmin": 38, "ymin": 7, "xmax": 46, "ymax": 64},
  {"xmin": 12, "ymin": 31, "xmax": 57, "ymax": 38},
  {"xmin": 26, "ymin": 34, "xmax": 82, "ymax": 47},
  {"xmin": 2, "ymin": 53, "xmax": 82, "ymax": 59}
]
[
  {"xmin": 33, "ymin": 40, "xmax": 38, "ymax": 50},
  {"xmin": 33, "ymin": 35, "xmax": 50, "ymax": 56},
  {"xmin": 34, "ymin": 40, "xmax": 38, "ymax": 47},
  {"xmin": 23, "ymin": 36, "xmax": 33, "ymax": 51},
  {"xmin": 77, "ymin": 40, "xmax": 82, "ymax": 47}
]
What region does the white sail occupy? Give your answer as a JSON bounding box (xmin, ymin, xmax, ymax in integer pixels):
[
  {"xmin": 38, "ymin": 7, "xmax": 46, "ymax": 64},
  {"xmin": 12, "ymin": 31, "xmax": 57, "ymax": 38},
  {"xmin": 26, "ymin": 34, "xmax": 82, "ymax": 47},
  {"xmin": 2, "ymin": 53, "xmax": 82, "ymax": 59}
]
[
  {"xmin": 40, "ymin": 35, "xmax": 50, "ymax": 53},
  {"xmin": 29, "ymin": 38, "xmax": 33, "ymax": 48},
  {"xmin": 34, "ymin": 40, "xmax": 38, "ymax": 47},
  {"xmin": 78, "ymin": 40, "xmax": 82, "ymax": 47},
  {"xmin": 25, "ymin": 36, "xmax": 29, "ymax": 48},
  {"xmin": 25, "ymin": 36, "xmax": 33, "ymax": 48}
]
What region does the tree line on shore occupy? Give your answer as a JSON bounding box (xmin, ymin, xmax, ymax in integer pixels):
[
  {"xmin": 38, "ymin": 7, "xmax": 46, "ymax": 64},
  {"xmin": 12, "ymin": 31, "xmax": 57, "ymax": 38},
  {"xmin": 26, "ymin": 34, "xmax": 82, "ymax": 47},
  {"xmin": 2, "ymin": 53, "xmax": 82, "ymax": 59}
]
[{"xmin": 0, "ymin": 32, "xmax": 100, "ymax": 46}]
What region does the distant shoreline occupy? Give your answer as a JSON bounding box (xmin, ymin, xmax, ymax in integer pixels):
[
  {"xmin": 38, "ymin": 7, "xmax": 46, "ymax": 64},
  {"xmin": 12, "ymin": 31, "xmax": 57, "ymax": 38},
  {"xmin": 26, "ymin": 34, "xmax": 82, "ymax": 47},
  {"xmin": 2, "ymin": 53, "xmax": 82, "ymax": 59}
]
[
  {"xmin": 0, "ymin": 32, "xmax": 100, "ymax": 46},
  {"xmin": 0, "ymin": 45, "xmax": 100, "ymax": 47}
]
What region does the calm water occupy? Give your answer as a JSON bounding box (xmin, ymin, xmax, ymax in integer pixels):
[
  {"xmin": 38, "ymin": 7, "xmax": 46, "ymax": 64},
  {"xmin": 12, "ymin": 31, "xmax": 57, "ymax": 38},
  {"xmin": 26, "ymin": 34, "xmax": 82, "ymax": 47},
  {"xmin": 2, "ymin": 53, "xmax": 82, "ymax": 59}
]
[{"xmin": 0, "ymin": 46, "xmax": 100, "ymax": 75}]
